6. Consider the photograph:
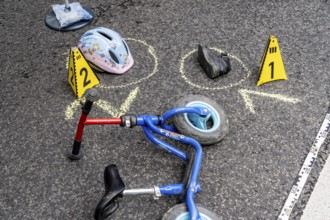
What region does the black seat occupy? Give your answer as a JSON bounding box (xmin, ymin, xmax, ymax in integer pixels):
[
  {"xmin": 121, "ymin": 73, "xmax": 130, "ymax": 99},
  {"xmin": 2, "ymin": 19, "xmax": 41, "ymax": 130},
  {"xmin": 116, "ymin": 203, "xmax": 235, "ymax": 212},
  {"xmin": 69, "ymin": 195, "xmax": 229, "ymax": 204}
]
[{"xmin": 94, "ymin": 164, "xmax": 125, "ymax": 220}]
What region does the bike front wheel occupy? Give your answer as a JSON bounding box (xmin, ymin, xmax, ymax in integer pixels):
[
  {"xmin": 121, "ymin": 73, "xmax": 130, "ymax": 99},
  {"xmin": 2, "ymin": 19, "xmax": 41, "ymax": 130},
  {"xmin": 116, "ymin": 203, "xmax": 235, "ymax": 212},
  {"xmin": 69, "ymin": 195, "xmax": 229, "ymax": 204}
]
[
  {"xmin": 162, "ymin": 204, "xmax": 221, "ymax": 220},
  {"xmin": 173, "ymin": 95, "xmax": 229, "ymax": 145}
]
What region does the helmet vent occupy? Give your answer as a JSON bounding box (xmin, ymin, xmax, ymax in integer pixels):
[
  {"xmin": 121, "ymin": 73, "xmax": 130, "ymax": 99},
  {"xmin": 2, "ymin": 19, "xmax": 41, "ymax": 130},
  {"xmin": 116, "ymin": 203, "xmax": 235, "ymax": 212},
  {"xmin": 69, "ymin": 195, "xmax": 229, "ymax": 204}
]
[
  {"xmin": 109, "ymin": 50, "xmax": 119, "ymax": 64},
  {"xmin": 98, "ymin": 32, "xmax": 113, "ymax": 41}
]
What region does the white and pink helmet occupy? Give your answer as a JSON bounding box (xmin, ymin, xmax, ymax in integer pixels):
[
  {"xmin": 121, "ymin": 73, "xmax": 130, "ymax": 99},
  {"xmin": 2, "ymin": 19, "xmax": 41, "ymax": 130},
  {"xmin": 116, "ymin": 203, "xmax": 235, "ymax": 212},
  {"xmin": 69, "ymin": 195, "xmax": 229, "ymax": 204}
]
[{"xmin": 78, "ymin": 27, "xmax": 134, "ymax": 74}]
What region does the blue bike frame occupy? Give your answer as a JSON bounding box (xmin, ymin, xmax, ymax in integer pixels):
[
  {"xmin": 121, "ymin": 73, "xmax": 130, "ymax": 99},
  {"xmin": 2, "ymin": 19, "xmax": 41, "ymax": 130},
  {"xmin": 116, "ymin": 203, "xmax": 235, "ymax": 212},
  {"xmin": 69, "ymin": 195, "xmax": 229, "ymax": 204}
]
[
  {"xmin": 135, "ymin": 106, "xmax": 208, "ymax": 220},
  {"xmin": 70, "ymin": 99, "xmax": 209, "ymax": 220}
]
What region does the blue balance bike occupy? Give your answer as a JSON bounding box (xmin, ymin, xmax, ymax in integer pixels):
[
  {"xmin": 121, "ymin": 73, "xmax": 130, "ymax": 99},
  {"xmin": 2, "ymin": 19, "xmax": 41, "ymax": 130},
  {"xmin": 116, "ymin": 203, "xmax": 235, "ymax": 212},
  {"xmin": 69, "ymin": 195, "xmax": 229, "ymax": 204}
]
[{"xmin": 68, "ymin": 88, "xmax": 229, "ymax": 220}]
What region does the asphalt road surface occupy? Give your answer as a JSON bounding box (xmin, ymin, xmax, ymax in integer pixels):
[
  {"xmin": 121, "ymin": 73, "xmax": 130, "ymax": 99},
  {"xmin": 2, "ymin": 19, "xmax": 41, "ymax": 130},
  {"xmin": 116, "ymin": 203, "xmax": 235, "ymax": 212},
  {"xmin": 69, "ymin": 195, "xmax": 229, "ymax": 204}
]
[{"xmin": 1, "ymin": 0, "xmax": 329, "ymax": 219}]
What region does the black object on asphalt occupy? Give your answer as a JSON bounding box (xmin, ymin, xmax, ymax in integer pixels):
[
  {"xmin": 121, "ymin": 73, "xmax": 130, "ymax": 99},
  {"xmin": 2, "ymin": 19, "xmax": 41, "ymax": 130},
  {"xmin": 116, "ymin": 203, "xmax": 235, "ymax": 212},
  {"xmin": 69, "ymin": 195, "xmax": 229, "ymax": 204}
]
[
  {"xmin": 94, "ymin": 164, "xmax": 125, "ymax": 220},
  {"xmin": 197, "ymin": 44, "xmax": 231, "ymax": 79}
]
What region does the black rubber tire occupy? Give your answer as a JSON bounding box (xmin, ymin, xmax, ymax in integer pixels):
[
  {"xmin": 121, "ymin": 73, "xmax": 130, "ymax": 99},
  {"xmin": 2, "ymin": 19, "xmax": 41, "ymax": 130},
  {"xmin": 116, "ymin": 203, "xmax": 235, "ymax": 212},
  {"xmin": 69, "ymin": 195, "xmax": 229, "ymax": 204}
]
[
  {"xmin": 173, "ymin": 95, "xmax": 229, "ymax": 145},
  {"xmin": 162, "ymin": 204, "xmax": 221, "ymax": 220}
]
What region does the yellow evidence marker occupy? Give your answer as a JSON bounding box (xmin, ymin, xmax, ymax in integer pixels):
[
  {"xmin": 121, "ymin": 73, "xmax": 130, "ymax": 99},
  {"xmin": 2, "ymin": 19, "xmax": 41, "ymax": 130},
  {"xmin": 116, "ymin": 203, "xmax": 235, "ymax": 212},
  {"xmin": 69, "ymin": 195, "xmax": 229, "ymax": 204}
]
[
  {"xmin": 257, "ymin": 35, "xmax": 287, "ymax": 86},
  {"xmin": 68, "ymin": 47, "xmax": 100, "ymax": 98}
]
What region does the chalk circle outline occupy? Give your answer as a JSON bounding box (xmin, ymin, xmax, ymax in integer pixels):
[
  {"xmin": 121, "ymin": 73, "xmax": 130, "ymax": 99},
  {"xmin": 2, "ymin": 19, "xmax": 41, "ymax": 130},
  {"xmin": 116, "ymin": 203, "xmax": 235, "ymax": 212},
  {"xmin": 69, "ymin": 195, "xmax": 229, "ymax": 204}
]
[
  {"xmin": 64, "ymin": 38, "xmax": 157, "ymax": 120},
  {"xmin": 179, "ymin": 47, "xmax": 252, "ymax": 90},
  {"xmin": 99, "ymin": 38, "xmax": 158, "ymax": 89}
]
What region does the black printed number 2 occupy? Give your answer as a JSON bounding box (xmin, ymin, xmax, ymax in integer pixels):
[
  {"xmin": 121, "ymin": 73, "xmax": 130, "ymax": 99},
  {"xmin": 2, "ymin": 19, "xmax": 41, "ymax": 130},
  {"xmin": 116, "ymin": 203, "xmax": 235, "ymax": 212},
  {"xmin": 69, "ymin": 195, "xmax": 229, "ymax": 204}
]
[
  {"xmin": 80, "ymin": 68, "xmax": 91, "ymax": 87},
  {"xmin": 269, "ymin": 62, "xmax": 274, "ymax": 79}
]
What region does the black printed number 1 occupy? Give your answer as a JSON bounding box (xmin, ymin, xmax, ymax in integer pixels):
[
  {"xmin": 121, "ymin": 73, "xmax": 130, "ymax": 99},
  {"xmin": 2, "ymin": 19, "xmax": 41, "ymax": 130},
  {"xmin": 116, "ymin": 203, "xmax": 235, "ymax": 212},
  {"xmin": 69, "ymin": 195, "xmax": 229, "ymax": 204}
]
[
  {"xmin": 269, "ymin": 62, "xmax": 274, "ymax": 79},
  {"xmin": 80, "ymin": 68, "xmax": 91, "ymax": 87}
]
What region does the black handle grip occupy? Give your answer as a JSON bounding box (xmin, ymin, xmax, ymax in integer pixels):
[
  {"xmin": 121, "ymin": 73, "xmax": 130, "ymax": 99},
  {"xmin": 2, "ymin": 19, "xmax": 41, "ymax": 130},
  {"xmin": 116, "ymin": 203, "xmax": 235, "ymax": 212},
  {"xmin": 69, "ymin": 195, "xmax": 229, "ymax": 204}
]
[{"xmin": 82, "ymin": 88, "xmax": 100, "ymax": 114}]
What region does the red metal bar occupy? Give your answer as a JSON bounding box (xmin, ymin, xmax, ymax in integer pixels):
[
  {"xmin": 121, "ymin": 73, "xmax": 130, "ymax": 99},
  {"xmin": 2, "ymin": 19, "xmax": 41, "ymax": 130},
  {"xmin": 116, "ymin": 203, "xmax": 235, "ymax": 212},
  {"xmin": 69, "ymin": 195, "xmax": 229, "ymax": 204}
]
[
  {"xmin": 74, "ymin": 113, "xmax": 88, "ymax": 142},
  {"xmin": 84, "ymin": 118, "xmax": 122, "ymax": 125}
]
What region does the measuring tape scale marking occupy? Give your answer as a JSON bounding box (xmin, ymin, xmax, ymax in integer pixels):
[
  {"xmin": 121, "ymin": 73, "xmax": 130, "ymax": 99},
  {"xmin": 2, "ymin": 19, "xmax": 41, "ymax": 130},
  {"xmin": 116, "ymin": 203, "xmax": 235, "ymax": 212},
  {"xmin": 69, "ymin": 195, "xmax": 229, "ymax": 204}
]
[{"xmin": 278, "ymin": 107, "xmax": 330, "ymax": 220}]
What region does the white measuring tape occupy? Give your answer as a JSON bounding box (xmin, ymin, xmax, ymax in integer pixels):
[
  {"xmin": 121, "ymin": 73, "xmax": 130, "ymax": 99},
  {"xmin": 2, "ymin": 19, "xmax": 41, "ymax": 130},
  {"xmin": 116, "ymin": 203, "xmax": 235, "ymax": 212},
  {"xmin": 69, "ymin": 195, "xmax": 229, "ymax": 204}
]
[{"xmin": 278, "ymin": 108, "xmax": 330, "ymax": 220}]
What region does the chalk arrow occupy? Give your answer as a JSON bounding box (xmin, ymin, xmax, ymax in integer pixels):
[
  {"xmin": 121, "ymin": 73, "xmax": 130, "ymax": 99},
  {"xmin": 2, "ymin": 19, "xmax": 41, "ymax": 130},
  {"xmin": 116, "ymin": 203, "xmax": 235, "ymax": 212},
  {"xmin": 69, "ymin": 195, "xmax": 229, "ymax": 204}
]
[
  {"xmin": 65, "ymin": 86, "xmax": 140, "ymax": 120},
  {"xmin": 238, "ymin": 89, "xmax": 301, "ymax": 114}
]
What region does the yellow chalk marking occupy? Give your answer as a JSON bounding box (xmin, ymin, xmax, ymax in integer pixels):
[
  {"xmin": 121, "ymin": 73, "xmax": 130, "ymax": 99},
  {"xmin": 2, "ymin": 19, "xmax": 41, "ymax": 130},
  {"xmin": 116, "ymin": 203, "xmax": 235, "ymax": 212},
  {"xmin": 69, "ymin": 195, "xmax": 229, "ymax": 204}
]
[
  {"xmin": 238, "ymin": 89, "xmax": 301, "ymax": 113},
  {"xmin": 65, "ymin": 51, "xmax": 70, "ymax": 69},
  {"xmin": 96, "ymin": 87, "xmax": 140, "ymax": 117},
  {"xmin": 64, "ymin": 38, "xmax": 153, "ymax": 120},
  {"xmin": 64, "ymin": 49, "xmax": 70, "ymax": 69},
  {"xmin": 100, "ymin": 38, "xmax": 158, "ymax": 89},
  {"xmin": 179, "ymin": 48, "xmax": 252, "ymax": 90},
  {"xmin": 96, "ymin": 99, "xmax": 120, "ymax": 117},
  {"xmin": 65, "ymin": 87, "xmax": 140, "ymax": 120},
  {"xmin": 65, "ymin": 98, "xmax": 83, "ymax": 121},
  {"xmin": 65, "ymin": 39, "xmax": 158, "ymax": 89}
]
